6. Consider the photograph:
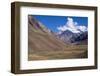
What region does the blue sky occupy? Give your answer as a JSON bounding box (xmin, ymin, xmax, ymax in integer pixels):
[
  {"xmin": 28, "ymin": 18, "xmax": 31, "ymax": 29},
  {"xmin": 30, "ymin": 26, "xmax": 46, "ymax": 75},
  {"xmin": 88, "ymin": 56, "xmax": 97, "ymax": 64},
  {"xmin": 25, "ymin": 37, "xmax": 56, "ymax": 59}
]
[{"xmin": 32, "ymin": 15, "xmax": 88, "ymax": 33}]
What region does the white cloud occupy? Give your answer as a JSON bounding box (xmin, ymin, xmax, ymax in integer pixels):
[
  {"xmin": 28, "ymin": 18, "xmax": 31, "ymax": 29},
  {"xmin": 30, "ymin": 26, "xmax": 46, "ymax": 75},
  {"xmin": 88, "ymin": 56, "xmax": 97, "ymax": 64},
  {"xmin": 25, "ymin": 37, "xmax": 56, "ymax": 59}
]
[{"xmin": 57, "ymin": 17, "xmax": 87, "ymax": 33}]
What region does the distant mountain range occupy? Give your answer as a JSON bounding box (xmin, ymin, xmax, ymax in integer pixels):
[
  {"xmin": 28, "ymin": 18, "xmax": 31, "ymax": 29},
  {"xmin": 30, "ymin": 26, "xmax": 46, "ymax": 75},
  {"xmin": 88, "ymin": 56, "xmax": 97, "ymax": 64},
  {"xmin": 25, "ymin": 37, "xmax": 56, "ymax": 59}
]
[{"xmin": 57, "ymin": 30, "xmax": 88, "ymax": 45}]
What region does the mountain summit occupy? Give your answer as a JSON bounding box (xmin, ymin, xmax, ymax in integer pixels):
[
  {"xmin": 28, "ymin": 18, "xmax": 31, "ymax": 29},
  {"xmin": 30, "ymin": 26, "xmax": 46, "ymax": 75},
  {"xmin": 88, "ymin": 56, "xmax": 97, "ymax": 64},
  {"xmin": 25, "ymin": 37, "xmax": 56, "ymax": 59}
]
[{"xmin": 56, "ymin": 17, "xmax": 88, "ymax": 45}]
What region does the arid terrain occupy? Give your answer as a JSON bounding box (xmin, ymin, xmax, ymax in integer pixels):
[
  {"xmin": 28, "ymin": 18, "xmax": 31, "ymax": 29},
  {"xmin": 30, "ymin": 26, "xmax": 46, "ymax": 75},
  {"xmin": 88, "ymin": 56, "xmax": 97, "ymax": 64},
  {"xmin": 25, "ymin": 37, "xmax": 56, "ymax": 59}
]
[{"xmin": 28, "ymin": 15, "xmax": 88, "ymax": 61}]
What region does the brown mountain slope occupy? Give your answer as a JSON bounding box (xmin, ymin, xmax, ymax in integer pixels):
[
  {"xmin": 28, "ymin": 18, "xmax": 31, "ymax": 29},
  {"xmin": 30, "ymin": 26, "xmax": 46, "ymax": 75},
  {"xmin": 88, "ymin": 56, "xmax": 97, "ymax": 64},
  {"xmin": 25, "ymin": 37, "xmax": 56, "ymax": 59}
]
[
  {"xmin": 28, "ymin": 15, "xmax": 68, "ymax": 52},
  {"xmin": 28, "ymin": 15, "xmax": 87, "ymax": 60}
]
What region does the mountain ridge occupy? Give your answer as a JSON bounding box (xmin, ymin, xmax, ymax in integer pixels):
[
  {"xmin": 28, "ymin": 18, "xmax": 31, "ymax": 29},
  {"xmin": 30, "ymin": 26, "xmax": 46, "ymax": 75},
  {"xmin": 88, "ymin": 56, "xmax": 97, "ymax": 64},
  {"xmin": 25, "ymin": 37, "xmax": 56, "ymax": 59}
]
[{"xmin": 57, "ymin": 29, "xmax": 88, "ymax": 45}]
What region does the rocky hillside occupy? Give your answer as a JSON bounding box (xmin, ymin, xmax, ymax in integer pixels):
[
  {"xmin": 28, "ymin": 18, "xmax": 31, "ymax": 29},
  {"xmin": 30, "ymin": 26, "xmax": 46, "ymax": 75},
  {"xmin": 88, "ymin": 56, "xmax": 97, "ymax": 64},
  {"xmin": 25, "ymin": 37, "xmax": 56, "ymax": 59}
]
[
  {"xmin": 28, "ymin": 15, "xmax": 68, "ymax": 53},
  {"xmin": 57, "ymin": 30, "xmax": 88, "ymax": 45}
]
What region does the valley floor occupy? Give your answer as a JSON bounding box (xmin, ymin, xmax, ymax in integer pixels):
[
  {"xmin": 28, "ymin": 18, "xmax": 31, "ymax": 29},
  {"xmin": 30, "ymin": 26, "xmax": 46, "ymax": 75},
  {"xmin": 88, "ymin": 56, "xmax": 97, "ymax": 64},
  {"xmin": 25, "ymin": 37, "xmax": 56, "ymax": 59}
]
[{"xmin": 28, "ymin": 45, "xmax": 87, "ymax": 61}]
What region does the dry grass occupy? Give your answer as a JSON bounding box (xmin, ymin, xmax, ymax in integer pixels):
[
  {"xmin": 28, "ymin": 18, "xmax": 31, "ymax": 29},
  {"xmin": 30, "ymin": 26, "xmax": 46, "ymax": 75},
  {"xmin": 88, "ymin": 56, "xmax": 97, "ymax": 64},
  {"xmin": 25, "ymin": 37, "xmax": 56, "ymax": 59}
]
[{"xmin": 28, "ymin": 45, "xmax": 87, "ymax": 61}]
